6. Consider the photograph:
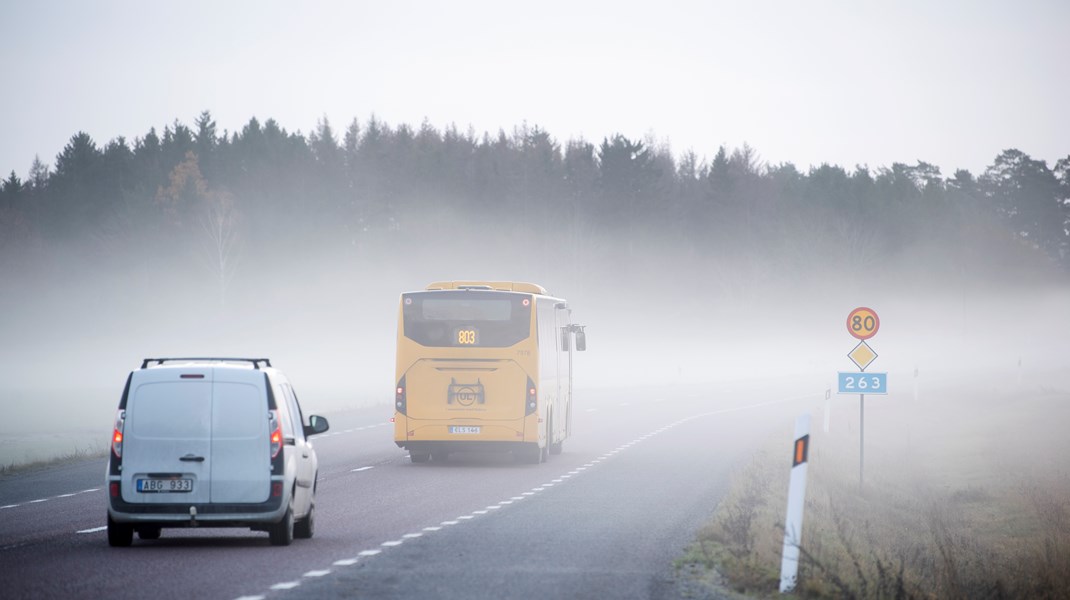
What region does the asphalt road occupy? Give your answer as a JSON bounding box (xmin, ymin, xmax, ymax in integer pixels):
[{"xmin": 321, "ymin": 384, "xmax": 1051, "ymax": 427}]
[{"xmin": 0, "ymin": 378, "xmax": 823, "ymax": 600}]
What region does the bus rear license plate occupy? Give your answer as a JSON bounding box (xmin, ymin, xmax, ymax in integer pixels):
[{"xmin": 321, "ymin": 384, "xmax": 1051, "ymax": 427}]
[
  {"xmin": 449, "ymin": 426, "xmax": 481, "ymax": 434},
  {"xmin": 137, "ymin": 478, "xmax": 194, "ymax": 493}
]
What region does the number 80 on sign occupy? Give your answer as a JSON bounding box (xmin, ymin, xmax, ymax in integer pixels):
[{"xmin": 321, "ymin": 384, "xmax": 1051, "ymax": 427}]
[{"xmin": 838, "ymin": 372, "xmax": 888, "ymax": 395}]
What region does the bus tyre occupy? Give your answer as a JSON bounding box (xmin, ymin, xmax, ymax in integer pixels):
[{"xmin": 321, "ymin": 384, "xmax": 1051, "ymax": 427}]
[
  {"xmin": 517, "ymin": 443, "xmax": 542, "ymax": 464},
  {"xmin": 431, "ymin": 451, "xmax": 450, "ymax": 463},
  {"xmin": 548, "ymin": 415, "xmax": 562, "ymax": 455},
  {"xmin": 107, "ymin": 514, "xmax": 133, "ymax": 547},
  {"xmin": 410, "ymin": 451, "xmax": 430, "ymax": 463}
]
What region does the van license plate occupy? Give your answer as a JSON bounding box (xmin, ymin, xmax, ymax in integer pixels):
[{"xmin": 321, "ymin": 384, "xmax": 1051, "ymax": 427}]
[
  {"xmin": 137, "ymin": 478, "xmax": 193, "ymax": 493},
  {"xmin": 448, "ymin": 426, "xmax": 481, "ymax": 434}
]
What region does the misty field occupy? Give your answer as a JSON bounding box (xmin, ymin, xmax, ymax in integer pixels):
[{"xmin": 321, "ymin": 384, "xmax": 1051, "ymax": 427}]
[{"xmin": 679, "ymin": 370, "xmax": 1070, "ymax": 599}]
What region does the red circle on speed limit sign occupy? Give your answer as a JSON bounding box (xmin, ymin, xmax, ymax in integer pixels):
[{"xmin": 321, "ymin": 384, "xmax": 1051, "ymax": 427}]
[{"xmin": 847, "ymin": 307, "xmax": 879, "ymax": 340}]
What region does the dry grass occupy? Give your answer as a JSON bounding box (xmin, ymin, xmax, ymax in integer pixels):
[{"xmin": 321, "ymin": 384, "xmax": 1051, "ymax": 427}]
[
  {"xmin": 0, "ymin": 443, "xmax": 108, "ymax": 477},
  {"xmin": 678, "ymin": 377, "xmax": 1070, "ymax": 599}
]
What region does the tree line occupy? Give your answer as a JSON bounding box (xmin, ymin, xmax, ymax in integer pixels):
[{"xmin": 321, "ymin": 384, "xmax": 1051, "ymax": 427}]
[{"xmin": 2, "ymin": 111, "xmax": 1068, "ymax": 298}]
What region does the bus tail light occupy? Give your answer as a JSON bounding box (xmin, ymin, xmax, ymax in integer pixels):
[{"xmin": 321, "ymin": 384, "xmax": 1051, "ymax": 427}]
[
  {"xmin": 395, "ymin": 377, "xmax": 407, "ymax": 416},
  {"xmin": 111, "ymin": 410, "xmax": 125, "ymax": 459},
  {"xmin": 269, "ymin": 410, "xmax": 283, "ymax": 459},
  {"xmin": 525, "ymin": 377, "xmax": 537, "ymax": 416}
]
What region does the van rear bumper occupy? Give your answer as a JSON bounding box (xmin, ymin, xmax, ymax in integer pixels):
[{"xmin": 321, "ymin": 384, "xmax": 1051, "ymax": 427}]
[{"xmin": 108, "ymin": 495, "xmax": 286, "ymax": 523}]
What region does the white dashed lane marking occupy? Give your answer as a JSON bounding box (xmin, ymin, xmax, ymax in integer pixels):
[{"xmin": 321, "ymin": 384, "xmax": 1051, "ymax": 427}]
[
  {"xmin": 77, "ymin": 526, "xmax": 107, "ymax": 534},
  {"xmin": 350, "ymin": 466, "xmax": 375, "ymax": 472},
  {"xmin": 2, "ymin": 488, "xmax": 100, "ymax": 511},
  {"xmin": 234, "ymin": 395, "xmax": 820, "ymax": 600}
]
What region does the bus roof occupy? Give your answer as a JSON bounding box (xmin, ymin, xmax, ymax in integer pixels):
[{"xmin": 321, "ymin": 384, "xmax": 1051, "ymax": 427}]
[{"xmin": 425, "ymin": 281, "xmax": 548, "ymax": 295}]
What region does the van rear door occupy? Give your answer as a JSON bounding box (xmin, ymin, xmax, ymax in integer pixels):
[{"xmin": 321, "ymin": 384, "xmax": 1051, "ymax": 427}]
[
  {"xmin": 121, "ymin": 368, "xmax": 212, "ymax": 504},
  {"xmin": 209, "ymin": 368, "xmax": 270, "ymax": 503}
]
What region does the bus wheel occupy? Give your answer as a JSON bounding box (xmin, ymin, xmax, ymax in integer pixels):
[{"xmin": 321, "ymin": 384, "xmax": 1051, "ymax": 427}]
[
  {"xmin": 410, "ymin": 452, "xmax": 430, "ymax": 463},
  {"xmin": 516, "ymin": 444, "xmax": 542, "ymax": 464},
  {"xmin": 550, "ymin": 438, "xmax": 563, "ymax": 455},
  {"xmin": 431, "ymin": 451, "xmax": 449, "ymax": 463}
]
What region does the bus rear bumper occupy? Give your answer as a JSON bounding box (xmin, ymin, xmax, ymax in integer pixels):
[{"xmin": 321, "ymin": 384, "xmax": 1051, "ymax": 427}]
[{"xmin": 396, "ymin": 440, "xmax": 532, "ymax": 455}]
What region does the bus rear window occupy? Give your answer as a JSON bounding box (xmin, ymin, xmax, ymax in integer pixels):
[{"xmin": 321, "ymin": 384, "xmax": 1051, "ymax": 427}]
[{"xmin": 403, "ymin": 291, "xmax": 532, "ymax": 347}]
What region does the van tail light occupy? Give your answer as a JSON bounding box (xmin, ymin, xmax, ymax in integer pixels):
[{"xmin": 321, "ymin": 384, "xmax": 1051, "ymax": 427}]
[
  {"xmin": 110, "ymin": 482, "xmax": 121, "ymax": 498},
  {"xmin": 111, "ymin": 410, "xmax": 125, "ymax": 459},
  {"xmin": 269, "ymin": 410, "xmax": 283, "ymax": 458}
]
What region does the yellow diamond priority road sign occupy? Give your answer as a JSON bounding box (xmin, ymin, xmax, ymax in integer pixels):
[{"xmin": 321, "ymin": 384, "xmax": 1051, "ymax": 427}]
[{"xmin": 848, "ymin": 340, "xmax": 877, "ymax": 370}]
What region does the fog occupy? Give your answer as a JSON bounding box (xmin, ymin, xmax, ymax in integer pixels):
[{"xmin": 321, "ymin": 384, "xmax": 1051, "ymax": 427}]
[{"xmin": 3, "ymin": 203, "xmax": 1068, "ymax": 467}]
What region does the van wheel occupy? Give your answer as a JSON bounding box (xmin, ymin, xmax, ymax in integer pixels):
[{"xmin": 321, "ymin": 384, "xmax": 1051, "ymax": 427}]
[
  {"xmin": 294, "ymin": 503, "xmax": 314, "ymax": 539},
  {"xmin": 137, "ymin": 526, "xmax": 161, "ymax": 540},
  {"xmin": 410, "ymin": 452, "xmax": 430, "ymax": 463},
  {"xmin": 107, "ymin": 514, "xmax": 133, "ymax": 547},
  {"xmin": 269, "ymin": 505, "xmax": 294, "ymax": 546}
]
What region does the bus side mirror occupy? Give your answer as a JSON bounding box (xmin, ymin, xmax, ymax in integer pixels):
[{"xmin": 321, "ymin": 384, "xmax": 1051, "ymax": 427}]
[
  {"xmin": 575, "ymin": 329, "xmax": 586, "ymax": 352},
  {"xmin": 560, "ymin": 328, "xmax": 570, "ymax": 351}
]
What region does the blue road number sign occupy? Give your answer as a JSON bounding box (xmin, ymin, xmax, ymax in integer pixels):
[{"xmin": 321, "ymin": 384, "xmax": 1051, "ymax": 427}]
[{"xmin": 838, "ymin": 372, "xmax": 888, "ymax": 395}]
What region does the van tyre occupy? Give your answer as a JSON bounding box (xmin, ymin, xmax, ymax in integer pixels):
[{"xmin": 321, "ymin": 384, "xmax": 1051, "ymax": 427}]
[
  {"xmin": 269, "ymin": 505, "xmax": 294, "ymax": 546},
  {"xmin": 107, "ymin": 514, "xmax": 133, "ymax": 547},
  {"xmin": 294, "ymin": 502, "xmax": 314, "ymax": 539},
  {"xmin": 137, "ymin": 526, "xmax": 161, "ymax": 540}
]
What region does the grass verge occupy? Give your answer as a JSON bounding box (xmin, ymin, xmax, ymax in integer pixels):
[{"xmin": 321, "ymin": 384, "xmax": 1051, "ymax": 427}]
[
  {"xmin": 676, "ymin": 380, "xmax": 1070, "ymax": 598},
  {"xmin": 0, "ymin": 443, "xmax": 108, "ymax": 478}
]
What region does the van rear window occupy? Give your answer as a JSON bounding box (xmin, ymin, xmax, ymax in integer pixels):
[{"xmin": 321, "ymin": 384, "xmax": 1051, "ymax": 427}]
[{"xmin": 130, "ymin": 382, "xmax": 211, "ymax": 439}]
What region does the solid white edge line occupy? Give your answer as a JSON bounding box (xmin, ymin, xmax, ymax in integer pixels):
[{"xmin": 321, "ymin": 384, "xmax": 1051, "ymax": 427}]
[
  {"xmin": 28, "ymin": 499, "xmax": 47, "ymax": 504},
  {"xmin": 351, "ymin": 466, "xmax": 374, "ymax": 472},
  {"xmin": 77, "ymin": 526, "xmax": 107, "ymax": 534}
]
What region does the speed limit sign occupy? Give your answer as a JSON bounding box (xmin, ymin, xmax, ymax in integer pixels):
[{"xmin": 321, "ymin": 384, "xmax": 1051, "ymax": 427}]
[{"xmin": 847, "ymin": 307, "xmax": 879, "ymax": 340}]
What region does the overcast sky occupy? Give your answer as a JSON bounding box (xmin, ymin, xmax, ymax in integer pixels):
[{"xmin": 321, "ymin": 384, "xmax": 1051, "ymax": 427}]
[{"xmin": 2, "ymin": 0, "xmax": 1067, "ymax": 180}]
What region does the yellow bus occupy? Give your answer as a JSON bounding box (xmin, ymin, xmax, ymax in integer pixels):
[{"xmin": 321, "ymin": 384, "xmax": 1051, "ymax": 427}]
[{"xmin": 393, "ymin": 281, "xmax": 586, "ymax": 464}]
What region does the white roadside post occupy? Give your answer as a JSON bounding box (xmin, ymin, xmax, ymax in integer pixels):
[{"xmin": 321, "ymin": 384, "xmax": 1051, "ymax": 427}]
[{"xmin": 779, "ymin": 413, "xmax": 811, "ymax": 594}]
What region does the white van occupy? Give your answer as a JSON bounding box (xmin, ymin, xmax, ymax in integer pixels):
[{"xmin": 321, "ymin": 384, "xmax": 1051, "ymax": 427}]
[{"xmin": 106, "ymin": 358, "xmax": 329, "ymax": 546}]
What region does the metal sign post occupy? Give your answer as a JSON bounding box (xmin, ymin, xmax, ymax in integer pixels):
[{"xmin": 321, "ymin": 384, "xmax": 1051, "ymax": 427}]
[{"xmin": 839, "ymin": 307, "xmax": 886, "ymax": 490}]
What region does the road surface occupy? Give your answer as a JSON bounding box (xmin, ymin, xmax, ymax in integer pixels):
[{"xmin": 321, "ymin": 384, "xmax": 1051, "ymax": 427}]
[{"xmin": 0, "ymin": 379, "xmax": 822, "ymax": 599}]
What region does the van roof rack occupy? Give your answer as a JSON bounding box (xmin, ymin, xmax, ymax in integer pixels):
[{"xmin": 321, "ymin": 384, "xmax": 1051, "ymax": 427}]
[{"xmin": 141, "ymin": 357, "xmax": 272, "ymax": 370}]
